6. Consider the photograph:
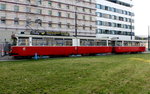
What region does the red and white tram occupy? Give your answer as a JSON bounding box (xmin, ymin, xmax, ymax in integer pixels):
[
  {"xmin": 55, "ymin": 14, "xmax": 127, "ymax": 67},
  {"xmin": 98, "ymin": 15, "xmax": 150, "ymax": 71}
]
[{"xmin": 10, "ymin": 34, "xmax": 146, "ymax": 58}]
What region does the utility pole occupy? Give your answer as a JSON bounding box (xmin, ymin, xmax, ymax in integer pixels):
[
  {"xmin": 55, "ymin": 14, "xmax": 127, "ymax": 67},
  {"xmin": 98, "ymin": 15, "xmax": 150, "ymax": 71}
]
[
  {"xmin": 130, "ymin": 15, "xmax": 133, "ymax": 40},
  {"xmin": 74, "ymin": 0, "xmax": 83, "ymax": 37},
  {"xmin": 75, "ymin": 11, "xmax": 77, "ymax": 37},
  {"xmin": 148, "ymin": 26, "xmax": 150, "ymax": 51}
]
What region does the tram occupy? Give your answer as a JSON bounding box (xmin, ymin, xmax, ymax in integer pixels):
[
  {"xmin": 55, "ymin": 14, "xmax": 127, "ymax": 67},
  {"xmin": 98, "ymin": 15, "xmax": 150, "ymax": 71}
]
[{"xmin": 10, "ymin": 34, "xmax": 146, "ymax": 58}]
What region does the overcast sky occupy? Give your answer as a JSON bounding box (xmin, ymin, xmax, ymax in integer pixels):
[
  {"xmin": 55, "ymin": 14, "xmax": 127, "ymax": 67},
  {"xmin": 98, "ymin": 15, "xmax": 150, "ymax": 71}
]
[{"xmin": 133, "ymin": 0, "xmax": 150, "ymax": 36}]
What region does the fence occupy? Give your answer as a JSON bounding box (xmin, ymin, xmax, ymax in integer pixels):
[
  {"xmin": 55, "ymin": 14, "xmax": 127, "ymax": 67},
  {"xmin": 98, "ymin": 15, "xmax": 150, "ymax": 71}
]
[{"xmin": 0, "ymin": 42, "xmax": 11, "ymax": 57}]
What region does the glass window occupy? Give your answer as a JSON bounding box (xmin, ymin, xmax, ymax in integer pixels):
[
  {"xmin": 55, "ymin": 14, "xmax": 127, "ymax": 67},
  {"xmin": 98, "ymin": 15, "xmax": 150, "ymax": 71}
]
[
  {"xmin": 14, "ymin": 17, "xmax": 19, "ymax": 25},
  {"xmin": 36, "ymin": 0, "xmax": 42, "ymax": 5},
  {"xmin": 67, "ymin": 23, "xmax": 70, "ymax": 28},
  {"xmin": 66, "ymin": 4, "xmax": 69, "ymax": 9},
  {"xmin": 48, "ymin": 10, "xmax": 52, "ymax": 15},
  {"xmin": 48, "ymin": 21, "xmax": 52, "ymax": 27},
  {"xmin": 58, "ymin": 3, "xmax": 61, "ymax": 8},
  {"xmin": 0, "ymin": 17, "xmax": 6, "ymax": 24},
  {"xmin": 48, "ymin": 1, "xmax": 52, "ymax": 6},
  {"xmin": 58, "ymin": 22, "xmax": 61, "ymax": 28},
  {"xmin": 64, "ymin": 39, "xmax": 72, "ymax": 46},
  {"xmin": 58, "ymin": 12, "xmax": 61, "ymax": 17},
  {"xmin": 14, "ymin": 5, "xmax": 19, "ymax": 11},
  {"xmin": 26, "ymin": 7, "xmax": 31, "ymax": 12},
  {"xmin": 26, "ymin": 0, "xmax": 31, "ymax": 4},
  {"xmin": 0, "ymin": 4, "xmax": 6, "ymax": 10},
  {"xmin": 18, "ymin": 37, "xmax": 29, "ymax": 46},
  {"xmin": 37, "ymin": 9, "xmax": 42, "ymax": 14}
]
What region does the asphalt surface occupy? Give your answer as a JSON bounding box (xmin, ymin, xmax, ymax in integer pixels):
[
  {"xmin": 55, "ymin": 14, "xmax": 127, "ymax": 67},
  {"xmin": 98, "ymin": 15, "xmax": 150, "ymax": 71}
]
[{"xmin": 0, "ymin": 55, "xmax": 16, "ymax": 61}]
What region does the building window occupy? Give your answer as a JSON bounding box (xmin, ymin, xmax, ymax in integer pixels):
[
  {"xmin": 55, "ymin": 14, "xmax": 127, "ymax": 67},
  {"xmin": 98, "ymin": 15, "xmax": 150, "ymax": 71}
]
[
  {"xmin": 58, "ymin": 3, "xmax": 61, "ymax": 8},
  {"xmin": 26, "ymin": 18, "xmax": 31, "ymax": 26},
  {"xmin": 35, "ymin": 19, "xmax": 42, "ymax": 26},
  {"xmin": 83, "ymin": 7, "xmax": 85, "ymax": 12},
  {"xmin": 58, "ymin": 12, "xmax": 61, "ymax": 17},
  {"xmin": 14, "ymin": 17, "xmax": 19, "ymax": 25},
  {"xmin": 67, "ymin": 23, "xmax": 70, "ymax": 28},
  {"xmin": 83, "ymin": 25, "xmax": 85, "ymax": 30},
  {"xmin": 26, "ymin": 7, "xmax": 31, "ymax": 13},
  {"xmin": 36, "ymin": 0, "xmax": 42, "ymax": 5},
  {"xmin": 48, "ymin": 21, "xmax": 52, "ymax": 27},
  {"xmin": 26, "ymin": 0, "xmax": 31, "ymax": 4},
  {"xmin": 14, "ymin": 5, "xmax": 19, "ymax": 12},
  {"xmin": 96, "ymin": 4, "xmax": 101, "ymax": 9},
  {"xmin": 58, "ymin": 22, "xmax": 61, "ymax": 28},
  {"xmin": 66, "ymin": 5, "xmax": 70, "ymax": 9},
  {"xmin": 67, "ymin": 13, "xmax": 70, "ymax": 18},
  {"xmin": 0, "ymin": 4, "xmax": 6, "ymax": 10},
  {"xmin": 1, "ymin": 17, "xmax": 6, "ymax": 24},
  {"xmin": 90, "ymin": 25, "xmax": 92, "ymax": 30},
  {"xmin": 89, "ymin": 9, "xmax": 92, "ymax": 13},
  {"xmin": 105, "ymin": 6, "xmax": 109, "ymax": 10},
  {"xmin": 83, "ymin": 15, "xmax": 85, "ymax": 20},
  {"xmin": 37, "ymin": 9, "xmax": 42, "ymax": 14},
  {"xmin": 48, "ymin": 10, "xmax": 52, "ymax": 15},
  {"xmin": 48, "ymin": 1, "xmax": 52, "ymax": 6}
]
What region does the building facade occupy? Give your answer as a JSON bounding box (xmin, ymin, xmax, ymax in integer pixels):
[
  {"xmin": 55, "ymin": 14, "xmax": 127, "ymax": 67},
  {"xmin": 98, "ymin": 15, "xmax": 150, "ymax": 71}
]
[
  {"xmin": 96, "ymin": 0, "xmax": 135, "ymax": 40},
  {"xmin": 0, "ymin": 0, "xmax": 96, "ymax": 42}
]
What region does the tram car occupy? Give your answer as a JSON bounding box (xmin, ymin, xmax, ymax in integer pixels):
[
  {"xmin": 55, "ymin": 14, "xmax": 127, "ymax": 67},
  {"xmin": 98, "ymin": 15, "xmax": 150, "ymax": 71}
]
[{"xmin": 10, "ymin": 34, "xmax": 146, "ymax": 58}]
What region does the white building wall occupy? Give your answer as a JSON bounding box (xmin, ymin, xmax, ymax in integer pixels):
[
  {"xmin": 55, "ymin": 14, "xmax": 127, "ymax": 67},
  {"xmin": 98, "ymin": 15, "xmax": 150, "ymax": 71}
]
[{"xmin": 96, "ymin": 0, "xmax": 135, "ymax": 40}]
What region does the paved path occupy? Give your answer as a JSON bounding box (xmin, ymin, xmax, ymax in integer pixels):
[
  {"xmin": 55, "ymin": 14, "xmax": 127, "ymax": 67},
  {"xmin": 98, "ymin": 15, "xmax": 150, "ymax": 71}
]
[{"xmin": 0, "ymin": 55, "xmax": 15, "ymax": 61}]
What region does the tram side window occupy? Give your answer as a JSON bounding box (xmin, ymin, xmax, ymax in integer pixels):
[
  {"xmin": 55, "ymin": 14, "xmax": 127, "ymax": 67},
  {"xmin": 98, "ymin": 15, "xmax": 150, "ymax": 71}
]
[
  {"xmin": 32, "ymin": 38, "xmax": 47, "ymax": 46},
  {"xmin": 47, "ymin": 38, "xmax": 55, "ymax": 46},
  {"xmin": 134, "ymin": 42, "xmax": 140, "ymax": 46},
  {"xmin": 64, "ymin": 39, "xmax": 72, "ymax": 46},
  {"xmin": 87, "ymin": 39, "xmax": 94, "ymax": 46},
  {"xmin": 96, "ymin": 40, "xmax": 107, "ymax": 46},
  {"xmin": 108, "ymin": 40, "xmax": 111, "ymax": 46},
  {"xmin": 80, "ymin": 39, "xmax": 88, "ymax": 46},
  {"xmin": 124, "ymin": 41, "xmax": 129, "ymax": 46},
  {"xmin": 116, "ymin": 41, "xmax": 122, "ymax": 46},
  {"xmin": 140, "ymin": 42, "xmax": 145, "ymax": 46},
  {"xmin": 54, "ymin": 38, "xmax": 64, "ymax": 46},
  {"xmin": 18, "ymin": 37, "xmax": 29, "ymax": 46},
  {"xmin": 124, "ymin": 41, "xmax": 133, "ymax": 46}
]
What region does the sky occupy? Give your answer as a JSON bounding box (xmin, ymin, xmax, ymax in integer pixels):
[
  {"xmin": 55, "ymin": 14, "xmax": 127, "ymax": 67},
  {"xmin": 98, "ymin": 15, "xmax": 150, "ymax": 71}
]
[{"xmin": 133, "ymin": 0, "xmax": 150, "ymax": 36}]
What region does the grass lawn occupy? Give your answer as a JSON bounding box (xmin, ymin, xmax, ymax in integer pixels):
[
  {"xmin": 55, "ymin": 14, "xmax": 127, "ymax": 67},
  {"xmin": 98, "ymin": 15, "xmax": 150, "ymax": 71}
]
[{"xmin": 0, "ymin": 54, "xmax": 150, "ymax": 94}]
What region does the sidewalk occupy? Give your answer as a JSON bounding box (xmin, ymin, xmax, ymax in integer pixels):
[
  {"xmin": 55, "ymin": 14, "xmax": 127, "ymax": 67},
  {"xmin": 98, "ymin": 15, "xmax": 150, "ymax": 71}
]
[{"xmin": 0, "ymin": 55, "xmax": 14, "ymax": 61}]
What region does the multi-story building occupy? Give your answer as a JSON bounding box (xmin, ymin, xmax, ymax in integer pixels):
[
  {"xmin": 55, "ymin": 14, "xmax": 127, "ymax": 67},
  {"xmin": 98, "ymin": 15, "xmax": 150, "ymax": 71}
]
[
  {"xmin": 0, "ymin": 0, "xmax": 96, "ymax": 42},
  {"xmin": 96, "ymin": 0, "xmax": 135, "ymax": 40}
]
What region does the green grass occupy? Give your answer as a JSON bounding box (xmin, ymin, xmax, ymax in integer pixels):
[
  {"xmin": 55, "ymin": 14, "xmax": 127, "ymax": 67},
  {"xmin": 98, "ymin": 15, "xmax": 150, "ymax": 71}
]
[{"xmin": 0, "ymin": 54, "xmax": 150, "ymax": 94}]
